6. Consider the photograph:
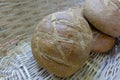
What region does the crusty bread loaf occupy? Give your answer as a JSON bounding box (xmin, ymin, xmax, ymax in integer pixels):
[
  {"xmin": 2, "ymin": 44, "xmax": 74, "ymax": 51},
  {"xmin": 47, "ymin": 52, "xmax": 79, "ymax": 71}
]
[
  {"xmin": 92, "ymin": 27, "xmax": 115, "ymax": 53},
  {"xmin": 84, "ymin": 0, "xmax": 120, "ymax": 37},
  {"xmin": 31, "ymin": 7, "xmax": 93, "ymax": 77}
]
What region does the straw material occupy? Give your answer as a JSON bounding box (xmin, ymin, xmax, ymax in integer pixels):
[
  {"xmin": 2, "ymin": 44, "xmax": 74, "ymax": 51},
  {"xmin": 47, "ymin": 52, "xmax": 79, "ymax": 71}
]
[
  {"xmin": 0, "ymin": 0, "xmax": 83, "ymax": 56},
  {"xmin": 1, "ymin": 39, "xmax": 120, "ymax": 80},
  {"xmin": 0, "ymin": 0, "xmax": 120, "ymax": 80}
]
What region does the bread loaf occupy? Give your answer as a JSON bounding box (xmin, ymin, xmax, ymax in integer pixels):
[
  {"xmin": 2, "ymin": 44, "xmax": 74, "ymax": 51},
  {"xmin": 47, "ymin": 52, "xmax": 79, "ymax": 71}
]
[
  {"xmin": 31, "ymin": 7, "xmax": 93, "ymax": 77},
  {"xmin": 92, "ymin": 27, "xmax": 115, "ymax": 53},
  {"xmin": 84, "ymin": 0, "xmax": 120, "ymax": 37}
]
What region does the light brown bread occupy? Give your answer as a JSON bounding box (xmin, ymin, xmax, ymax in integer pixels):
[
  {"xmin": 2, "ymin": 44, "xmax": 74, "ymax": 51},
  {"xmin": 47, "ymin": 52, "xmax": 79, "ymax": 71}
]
[
  {"xmin": 92, "ymin": 27, "xmax": 115, "ymax": 53},
  {"xmin": 31, "ymin": 7, "xmax": 93, "ymax": 77},
  {"xmin": 84, "ymin": 0, "xmax": 120, "ymax": 37}
]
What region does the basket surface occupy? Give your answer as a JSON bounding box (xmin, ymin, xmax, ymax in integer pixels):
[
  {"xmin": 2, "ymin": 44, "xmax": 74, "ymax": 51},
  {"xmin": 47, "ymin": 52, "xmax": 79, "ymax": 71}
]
[{"xmin": 0, "ymin": 0, "xmax": 120, "ymax": 80}]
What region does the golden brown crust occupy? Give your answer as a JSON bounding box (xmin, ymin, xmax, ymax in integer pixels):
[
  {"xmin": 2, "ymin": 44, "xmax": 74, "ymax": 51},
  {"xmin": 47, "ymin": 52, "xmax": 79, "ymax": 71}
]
[
  {"xmin": 92, "ymin": 28, "xmax": 115, "ymax": 53},
  {"xmin": 31, "ymin": 7, "xmax": 93, "ymax": 77},
  {"xmin": 84, "ymin": 0, "xmax": 120, "ymax": 37}
]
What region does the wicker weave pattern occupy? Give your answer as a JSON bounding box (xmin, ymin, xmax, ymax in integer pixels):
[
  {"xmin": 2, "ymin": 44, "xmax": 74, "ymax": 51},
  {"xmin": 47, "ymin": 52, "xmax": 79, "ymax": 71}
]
[
  {"xmin": 0, "ymin": 0, "xmax": 120, "ymax": 80},
  {"xmin": 0, "ymin": 41, "xmax": 101, "ymax": 80},
  {"xmin": 1, "ymin": 39, "xmax": 120, "ymax": 80},
  {"xmin": 0, "ymin": 0, "xmax": 83, "ymax": 55}
]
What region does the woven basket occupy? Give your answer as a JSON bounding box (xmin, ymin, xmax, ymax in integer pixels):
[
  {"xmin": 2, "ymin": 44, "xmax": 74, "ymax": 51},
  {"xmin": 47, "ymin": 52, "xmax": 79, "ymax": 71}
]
[{"xmin": 0, "ymin": 0, "xmax": 120, "ymax": 80}]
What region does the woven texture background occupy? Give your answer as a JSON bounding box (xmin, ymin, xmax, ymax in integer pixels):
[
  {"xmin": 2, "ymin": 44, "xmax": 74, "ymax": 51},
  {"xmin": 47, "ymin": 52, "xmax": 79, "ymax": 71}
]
[
  {"xmin": 0, "ymin": 0, "xmax": 120, "ymax": 80},
  {"xmin": 0, "ymin": 0, "xmax": 83, "ymax": 55}
]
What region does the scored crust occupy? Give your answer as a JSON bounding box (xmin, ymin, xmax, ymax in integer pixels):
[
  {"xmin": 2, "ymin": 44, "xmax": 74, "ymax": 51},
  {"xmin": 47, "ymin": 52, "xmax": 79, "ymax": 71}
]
[{"xmin": 31, "ymin": 7, "xmax": 93, "ymax": 77}]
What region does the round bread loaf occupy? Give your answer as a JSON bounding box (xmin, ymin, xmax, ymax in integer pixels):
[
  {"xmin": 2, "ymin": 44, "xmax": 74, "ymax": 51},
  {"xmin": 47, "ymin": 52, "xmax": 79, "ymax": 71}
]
[
  {"xmin": 31, "ymin": 7, "xmax": 93, "ymax": 77},
  {"xmin": 84, "ymin": 0, "xmax": 120, "ymax": 37},
  {"xmin": 92, "ymin": 27, "xmax": 115, "ymax": 53}
]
